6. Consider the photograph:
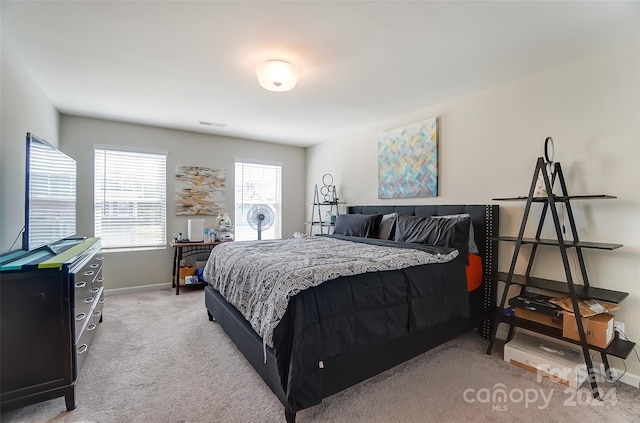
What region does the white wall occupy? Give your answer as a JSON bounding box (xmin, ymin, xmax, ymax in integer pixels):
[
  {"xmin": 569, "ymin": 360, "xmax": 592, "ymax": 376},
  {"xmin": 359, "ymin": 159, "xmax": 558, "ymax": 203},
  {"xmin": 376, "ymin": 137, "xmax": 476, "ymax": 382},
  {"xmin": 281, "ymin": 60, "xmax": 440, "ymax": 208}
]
[
  {"xmin": 307, "ymin": 44, "xmax": 640, "ymax": 380},
  {"xmin": 0, "ymin": 48, "xmax": 60, "ymax": 252},
  {"xmin": 61, "ymin": 115, "xmax": 306, "ymax": 291},
  {"xmin": 0, "ymin": 44, "xmax": 307, "ymax": 291}
]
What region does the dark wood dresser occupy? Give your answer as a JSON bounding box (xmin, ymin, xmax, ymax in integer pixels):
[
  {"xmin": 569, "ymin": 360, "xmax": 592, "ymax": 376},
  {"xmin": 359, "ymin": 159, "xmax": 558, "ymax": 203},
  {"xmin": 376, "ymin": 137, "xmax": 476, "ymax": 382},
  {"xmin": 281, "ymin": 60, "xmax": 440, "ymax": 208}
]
[{"xmin": 0, "ymin": 238, "xmax": 105, "ymax": 411}]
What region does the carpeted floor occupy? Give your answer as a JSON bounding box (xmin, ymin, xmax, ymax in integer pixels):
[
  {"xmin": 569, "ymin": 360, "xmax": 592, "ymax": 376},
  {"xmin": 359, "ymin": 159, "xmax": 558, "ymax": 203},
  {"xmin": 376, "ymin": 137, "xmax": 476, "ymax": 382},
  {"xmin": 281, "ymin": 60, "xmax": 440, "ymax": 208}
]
[{"xmin": 2, "ymin": 287, "xmax": 639, "ymax": 423}]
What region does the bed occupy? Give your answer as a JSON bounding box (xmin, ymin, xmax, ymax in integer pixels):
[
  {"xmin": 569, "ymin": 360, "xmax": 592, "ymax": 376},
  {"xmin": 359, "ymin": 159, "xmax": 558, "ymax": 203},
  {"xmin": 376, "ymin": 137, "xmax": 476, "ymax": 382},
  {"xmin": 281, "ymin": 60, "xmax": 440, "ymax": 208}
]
[{"xmin": 204, "ymin": 205, "xmax": 498, "ymax": 422}]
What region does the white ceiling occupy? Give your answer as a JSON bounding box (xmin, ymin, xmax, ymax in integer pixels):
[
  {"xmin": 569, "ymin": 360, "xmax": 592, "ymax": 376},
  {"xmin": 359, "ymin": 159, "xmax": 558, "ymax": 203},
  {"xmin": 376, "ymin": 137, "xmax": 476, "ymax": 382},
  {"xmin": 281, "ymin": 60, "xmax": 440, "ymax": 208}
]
[{"xmin": 2, "ymin": 1, "xmax": 637, "ymax": 147}]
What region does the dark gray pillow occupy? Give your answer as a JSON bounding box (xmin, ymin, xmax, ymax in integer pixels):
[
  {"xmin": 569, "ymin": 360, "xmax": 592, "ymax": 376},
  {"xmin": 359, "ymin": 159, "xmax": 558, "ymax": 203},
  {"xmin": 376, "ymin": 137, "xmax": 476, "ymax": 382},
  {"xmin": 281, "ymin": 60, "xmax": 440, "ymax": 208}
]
[
  {"xmin": 432, "ymin": 213, "xmax": 479, "ymax": 255},
  {"xmin": 394, "ymin": 214, "xmax": 471, "ymax": 262},
  {"xmin": 333, "ymin": 214, "xmax": 383, "ymax": 238}
]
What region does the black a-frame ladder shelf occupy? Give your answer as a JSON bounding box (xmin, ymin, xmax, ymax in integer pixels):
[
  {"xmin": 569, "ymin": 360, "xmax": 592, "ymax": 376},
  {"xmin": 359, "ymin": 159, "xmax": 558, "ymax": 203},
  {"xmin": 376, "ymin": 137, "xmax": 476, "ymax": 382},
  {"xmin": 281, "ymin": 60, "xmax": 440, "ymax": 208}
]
[
  {"xmin": 306, "ymin": 184, "xmax": 342, "ymax": 235},
  {"xmin": 486, "ymin": 157, "xmax": 635, "ymax": 398}
]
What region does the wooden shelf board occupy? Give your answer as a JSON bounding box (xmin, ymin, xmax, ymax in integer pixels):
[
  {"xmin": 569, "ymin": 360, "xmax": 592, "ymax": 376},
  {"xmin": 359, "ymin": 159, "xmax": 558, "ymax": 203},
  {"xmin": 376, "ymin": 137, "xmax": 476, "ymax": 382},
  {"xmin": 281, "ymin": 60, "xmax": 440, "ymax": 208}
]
[
  {"xmin": 497, "ymin": 272, "xmax": 629, "ymax": 303},
  {"xmin": 493, "ymin": 236, "xmax": 622, "ymax": 250},
  {"xmin": 498, "ymin": 315, "xmax": 636, "ymax": 359},
  {"xmin": 492, "ymin": 194, "xmax": 617, "ymax": 202}
]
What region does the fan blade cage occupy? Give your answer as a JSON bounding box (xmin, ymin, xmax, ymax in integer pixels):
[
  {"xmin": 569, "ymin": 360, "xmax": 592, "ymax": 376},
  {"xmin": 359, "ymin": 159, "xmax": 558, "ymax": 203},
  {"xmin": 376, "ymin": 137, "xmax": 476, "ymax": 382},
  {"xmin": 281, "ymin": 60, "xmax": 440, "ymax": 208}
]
[{"xmin": 247, "ymin": 204, "xmax": 275, "ymax": 232}]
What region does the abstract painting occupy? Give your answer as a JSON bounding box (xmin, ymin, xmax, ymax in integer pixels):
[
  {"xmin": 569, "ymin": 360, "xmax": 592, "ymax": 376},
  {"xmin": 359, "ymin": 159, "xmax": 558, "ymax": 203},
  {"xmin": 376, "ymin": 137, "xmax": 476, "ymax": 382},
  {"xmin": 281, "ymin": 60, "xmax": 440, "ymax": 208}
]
[
  {"xmin": 377, "ymin": 117, "xmax": 438, "ymax": 198},
  {"xmin": 175, "ymin": 165, "xmax": 225, "ymax": 215}
]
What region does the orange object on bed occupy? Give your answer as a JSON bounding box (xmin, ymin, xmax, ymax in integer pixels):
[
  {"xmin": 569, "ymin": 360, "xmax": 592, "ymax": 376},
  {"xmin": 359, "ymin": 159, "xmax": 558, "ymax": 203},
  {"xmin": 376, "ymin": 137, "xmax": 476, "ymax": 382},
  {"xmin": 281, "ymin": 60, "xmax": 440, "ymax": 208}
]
[{"xmin": 466, "ymin": 253, "xmax": 483, "ymax": 292}]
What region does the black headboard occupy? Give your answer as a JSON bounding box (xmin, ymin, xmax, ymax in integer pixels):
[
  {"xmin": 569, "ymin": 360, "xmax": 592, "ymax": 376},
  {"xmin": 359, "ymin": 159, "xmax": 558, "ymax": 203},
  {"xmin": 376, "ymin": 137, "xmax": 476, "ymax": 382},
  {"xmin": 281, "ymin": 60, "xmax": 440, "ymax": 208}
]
[{"xmin": 348, "ymin": 204, "xmax": 499, "ymax": 340}]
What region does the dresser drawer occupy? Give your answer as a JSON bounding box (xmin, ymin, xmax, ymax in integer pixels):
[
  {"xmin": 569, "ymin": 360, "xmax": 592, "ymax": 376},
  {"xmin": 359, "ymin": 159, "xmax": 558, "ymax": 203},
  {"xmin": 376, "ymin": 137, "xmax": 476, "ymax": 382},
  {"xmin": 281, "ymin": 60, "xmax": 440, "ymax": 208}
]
[
  {"xmin": 73, "ymin": 276, "xmax": 93, "ymax": 315},
  {"xmin": 74, "ymin": 290, "xmax": 96, "ymax": 331},
  {"xmin": 75, "ymin": 320, "xmax": 97, "ymax": 376},
  {"xmin": 93, "ymin": 268, "xmax": 104, "ymax": 291},
  {"xmin": 78, "ymin": 259, "xmax": 100, "ymax": 283},
  {"xmin": 82, "ymin": 255, "xmax": 102, "ymax": 279},
  {"xmin": 73, "ymin": 307, "xmax": 90, "ymax": 340},
  {"xmin": 73, "ymin": 278, "xmax": 93, "ymax": 340},
  {"xmin": 73, "ymin": 256, "xmax": 100, "ymax": 316},
  {"xmin": 93, "ymin": 289, "xmax": 105, "ymax": 325}
]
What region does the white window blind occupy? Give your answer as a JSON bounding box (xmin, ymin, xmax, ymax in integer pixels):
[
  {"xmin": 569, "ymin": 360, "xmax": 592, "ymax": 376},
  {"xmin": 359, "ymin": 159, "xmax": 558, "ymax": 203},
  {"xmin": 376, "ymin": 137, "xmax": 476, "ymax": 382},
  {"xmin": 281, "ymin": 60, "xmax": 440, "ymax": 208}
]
[
  {"xmin": 94, "ymin": 147, "xmax": 167, "ymax": 250},
  {"xmin": 235, "ymin": 161, "xmax": 282, "ymax": 241}
]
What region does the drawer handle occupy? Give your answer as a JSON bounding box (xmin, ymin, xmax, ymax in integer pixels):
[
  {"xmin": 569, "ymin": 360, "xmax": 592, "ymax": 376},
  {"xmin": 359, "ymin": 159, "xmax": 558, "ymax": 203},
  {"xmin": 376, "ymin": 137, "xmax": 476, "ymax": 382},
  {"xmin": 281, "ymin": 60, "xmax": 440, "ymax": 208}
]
[
  {"xmin": 96, "ymin": 278, "xmax": 104, "ymax": 283},
  {"xmin": 91, "ymin": 287, "xmax": 100, "ymax": 293},
  {"xmin": 75, "ymin": 282, "xmax": 86, "ymax": 289},
  {"xmin": 84, "ymin": 270, "xmax": 95, "ymax": 276},
  {"xmin": 77, "ymin": 344, "xmax": 88, "ymax": 354},
  {"xmin": 99, "ymin": 298, "xmax": 105, "ymax": 304},
  {"xmin": 96, "ymin": 256, "xmax": 104, "ymax": 261},
  {"xmin": 84, "ymin": 297, "xmax": 94, "ymax": 304},
  {"xmin": 90, "ymin": 263, "xmax": 100, "ymax": 269},
  {"xmin": 87, "ymin": 323, "xmax": 97, "ymax": 332},
  {"xmin": 76, "ymin": 312, "xmax": 87, "ymax": 322},
  {"xmin": 94, "ymin": 310, "xmax": 102, "ymax": 319}
]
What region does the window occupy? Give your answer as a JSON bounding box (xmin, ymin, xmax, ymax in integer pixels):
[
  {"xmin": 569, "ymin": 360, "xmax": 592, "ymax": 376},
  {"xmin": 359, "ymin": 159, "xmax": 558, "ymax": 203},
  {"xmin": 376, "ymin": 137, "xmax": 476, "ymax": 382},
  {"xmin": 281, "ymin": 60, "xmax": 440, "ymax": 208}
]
[
  {"xmin": 94, "ymin": 146, "xmax": 167, "ymax": 250},
  {"xmin": 234, "ymin": 161, "xmax": 282, "ymax": 241}
]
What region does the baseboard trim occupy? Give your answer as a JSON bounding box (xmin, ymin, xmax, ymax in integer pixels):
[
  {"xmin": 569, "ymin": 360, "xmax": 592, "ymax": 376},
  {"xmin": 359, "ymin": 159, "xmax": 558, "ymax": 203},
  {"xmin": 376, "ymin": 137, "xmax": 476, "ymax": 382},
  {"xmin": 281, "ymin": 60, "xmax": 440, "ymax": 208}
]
[
  {"xmin": 609, "ymin": 366, "xmax": 640, "ymax": 389},
  {"xmin": 496, "ymin": 326, "xmax": 640, "ymax": 389},
  {"xmin": 104, "ymin": 282, "xmax": 172, "ymax": 296}
]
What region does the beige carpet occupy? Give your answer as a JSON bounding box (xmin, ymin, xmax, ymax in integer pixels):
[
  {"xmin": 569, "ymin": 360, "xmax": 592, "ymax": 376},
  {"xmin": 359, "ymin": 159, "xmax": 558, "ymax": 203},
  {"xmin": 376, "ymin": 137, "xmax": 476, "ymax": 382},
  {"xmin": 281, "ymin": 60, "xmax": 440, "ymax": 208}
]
[{"xmin": 2, "ymin": 287, "xmax": 639, "ymax": 423}]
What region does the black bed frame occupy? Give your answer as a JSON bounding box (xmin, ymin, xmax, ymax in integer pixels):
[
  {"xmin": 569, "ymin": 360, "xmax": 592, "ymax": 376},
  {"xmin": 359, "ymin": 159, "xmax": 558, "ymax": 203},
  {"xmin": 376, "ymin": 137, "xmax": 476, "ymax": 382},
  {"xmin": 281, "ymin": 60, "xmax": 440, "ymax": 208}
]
[{"xmin": 204, "ymin": 205, "xmax": 498, "ymax": 422}]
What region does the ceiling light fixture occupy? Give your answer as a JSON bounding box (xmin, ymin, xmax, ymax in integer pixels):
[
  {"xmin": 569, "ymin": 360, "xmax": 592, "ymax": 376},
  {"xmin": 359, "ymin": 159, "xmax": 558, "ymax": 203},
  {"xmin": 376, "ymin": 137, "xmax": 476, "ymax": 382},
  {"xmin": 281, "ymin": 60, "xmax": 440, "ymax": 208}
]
[{"xmin": 257, "ymin": 60, "xmax": 297, "ymax": 92}]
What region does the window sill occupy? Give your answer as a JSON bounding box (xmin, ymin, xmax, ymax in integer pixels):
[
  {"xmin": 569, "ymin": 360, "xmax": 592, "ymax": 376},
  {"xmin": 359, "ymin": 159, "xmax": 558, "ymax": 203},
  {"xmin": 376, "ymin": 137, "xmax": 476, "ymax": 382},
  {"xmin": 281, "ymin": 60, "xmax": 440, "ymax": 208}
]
[{"xmin": 102, "ymin": 246, "xmax": 167, "ymax": 253}]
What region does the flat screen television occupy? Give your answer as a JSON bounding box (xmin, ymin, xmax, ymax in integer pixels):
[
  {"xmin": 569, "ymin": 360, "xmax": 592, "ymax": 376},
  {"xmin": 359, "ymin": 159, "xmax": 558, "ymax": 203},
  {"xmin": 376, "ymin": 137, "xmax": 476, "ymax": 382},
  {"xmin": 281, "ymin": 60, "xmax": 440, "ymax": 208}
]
[{"xmin": 23, "ymin": 133, "xmax": 77, "ymax": 251}]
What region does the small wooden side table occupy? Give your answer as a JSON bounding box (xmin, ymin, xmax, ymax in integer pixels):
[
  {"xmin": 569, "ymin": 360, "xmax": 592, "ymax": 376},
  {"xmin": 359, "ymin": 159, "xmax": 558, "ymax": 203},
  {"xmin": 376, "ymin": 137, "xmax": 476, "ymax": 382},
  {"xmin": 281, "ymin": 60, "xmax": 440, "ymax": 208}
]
[{"xmin": 171, "ymin": 241, "xmax": 221, "ymax": 295}]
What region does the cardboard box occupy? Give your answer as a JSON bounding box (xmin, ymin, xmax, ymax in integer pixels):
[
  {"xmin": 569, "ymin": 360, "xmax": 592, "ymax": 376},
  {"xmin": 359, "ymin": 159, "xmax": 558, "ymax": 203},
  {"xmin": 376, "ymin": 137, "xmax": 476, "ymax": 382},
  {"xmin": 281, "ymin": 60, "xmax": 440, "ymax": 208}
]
[
  {"xmin": 184, "ymin": 275, "xmax": 199, "ymax": 284},
  {"xmin": 514, "ymin": 307, "xmax": 563, "ymax": 329},
  {"xmin": 178, "ymin": 265, "xmax": 195, "ymax": 283},
  {"xmin": 551, "ymin": 297, "xmax": 619, "ymax": 317},
  {"xmin": 504, "ymin": 333, "xmax": 587, "ymax": 388},
  {"xmin": 562, "ymin": 312, "xmax": 614, "ymax": 349}
]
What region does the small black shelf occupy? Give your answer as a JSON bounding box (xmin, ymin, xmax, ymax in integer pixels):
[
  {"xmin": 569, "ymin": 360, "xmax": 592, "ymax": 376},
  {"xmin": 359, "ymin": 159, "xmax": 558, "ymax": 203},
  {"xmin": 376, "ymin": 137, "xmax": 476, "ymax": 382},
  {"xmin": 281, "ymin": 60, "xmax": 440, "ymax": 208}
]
[
  {"xmin": 497, "ymin": 272, "xmax": 629, "ymax": 303},
  {"xmin": 305, "ymin": 221, "xmax": 335, "ymax": 227},
  {"xmin": 499, "ymin": 315, "xmax": 636, "ymax": 359},
  {"xmin": 305, "ymin": 201, "xmax": 346, "ymax": 206},
  {"xmin": 494, "ymin": 236, "xmax": 623, "ymax": 250},
  {"xmin": 492, "ymin": 194, "xmax": 617, "ymax": 202}
]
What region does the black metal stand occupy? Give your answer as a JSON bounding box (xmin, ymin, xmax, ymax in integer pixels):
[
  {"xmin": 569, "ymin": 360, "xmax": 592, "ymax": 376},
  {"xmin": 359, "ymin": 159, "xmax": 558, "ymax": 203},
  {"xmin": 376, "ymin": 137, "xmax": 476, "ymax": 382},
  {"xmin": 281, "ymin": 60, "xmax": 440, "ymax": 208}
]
[
  {"xmin": 307, "ymin": 184, "xmax": 341, "ymax": 235},
  {"xmin": 486, "ymin": 157, "xmax": 633, "ymax": 399}
]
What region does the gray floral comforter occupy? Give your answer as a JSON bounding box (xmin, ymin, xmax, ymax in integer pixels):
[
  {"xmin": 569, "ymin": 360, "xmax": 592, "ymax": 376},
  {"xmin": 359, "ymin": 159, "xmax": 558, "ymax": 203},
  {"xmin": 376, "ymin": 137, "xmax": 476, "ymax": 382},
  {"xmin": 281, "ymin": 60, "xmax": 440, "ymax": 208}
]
[{"xmin": 203, "ymin": 235, "xmax": 458, "ymax": 348}]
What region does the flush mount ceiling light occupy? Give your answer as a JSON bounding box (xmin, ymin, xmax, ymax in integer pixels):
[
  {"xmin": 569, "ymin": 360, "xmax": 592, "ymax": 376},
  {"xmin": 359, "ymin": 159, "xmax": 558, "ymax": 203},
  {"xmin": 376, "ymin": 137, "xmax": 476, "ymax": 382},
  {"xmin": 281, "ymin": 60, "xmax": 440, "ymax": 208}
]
[{"xmin": 257, "ymin": 60, "xmax": 297, "ymax": 92}]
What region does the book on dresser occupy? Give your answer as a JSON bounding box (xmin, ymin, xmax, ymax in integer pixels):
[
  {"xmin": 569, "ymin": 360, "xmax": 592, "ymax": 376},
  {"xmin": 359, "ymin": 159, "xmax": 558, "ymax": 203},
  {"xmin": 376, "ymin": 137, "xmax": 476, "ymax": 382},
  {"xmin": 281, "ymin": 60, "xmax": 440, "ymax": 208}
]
[{"xmin": 0, "ymin": 237, "xmax": 105, "ymax": 412}]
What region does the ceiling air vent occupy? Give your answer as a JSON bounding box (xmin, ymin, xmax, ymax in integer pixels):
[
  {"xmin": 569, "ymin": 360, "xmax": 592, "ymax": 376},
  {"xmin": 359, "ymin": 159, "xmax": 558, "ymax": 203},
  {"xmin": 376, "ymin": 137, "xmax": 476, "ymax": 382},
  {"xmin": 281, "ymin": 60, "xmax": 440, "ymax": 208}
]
[{"xmin": 198, "ymin": 120, "xmax": 227, "ymax": 128}]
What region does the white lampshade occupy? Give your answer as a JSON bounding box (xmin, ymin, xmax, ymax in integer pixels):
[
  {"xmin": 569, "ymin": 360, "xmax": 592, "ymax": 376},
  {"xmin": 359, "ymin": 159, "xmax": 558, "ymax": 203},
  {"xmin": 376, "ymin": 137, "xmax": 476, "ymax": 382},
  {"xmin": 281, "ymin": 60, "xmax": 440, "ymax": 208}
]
[{"xmin": 257, "ymin": 60, "xmax": 297, "ymax": 92}]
